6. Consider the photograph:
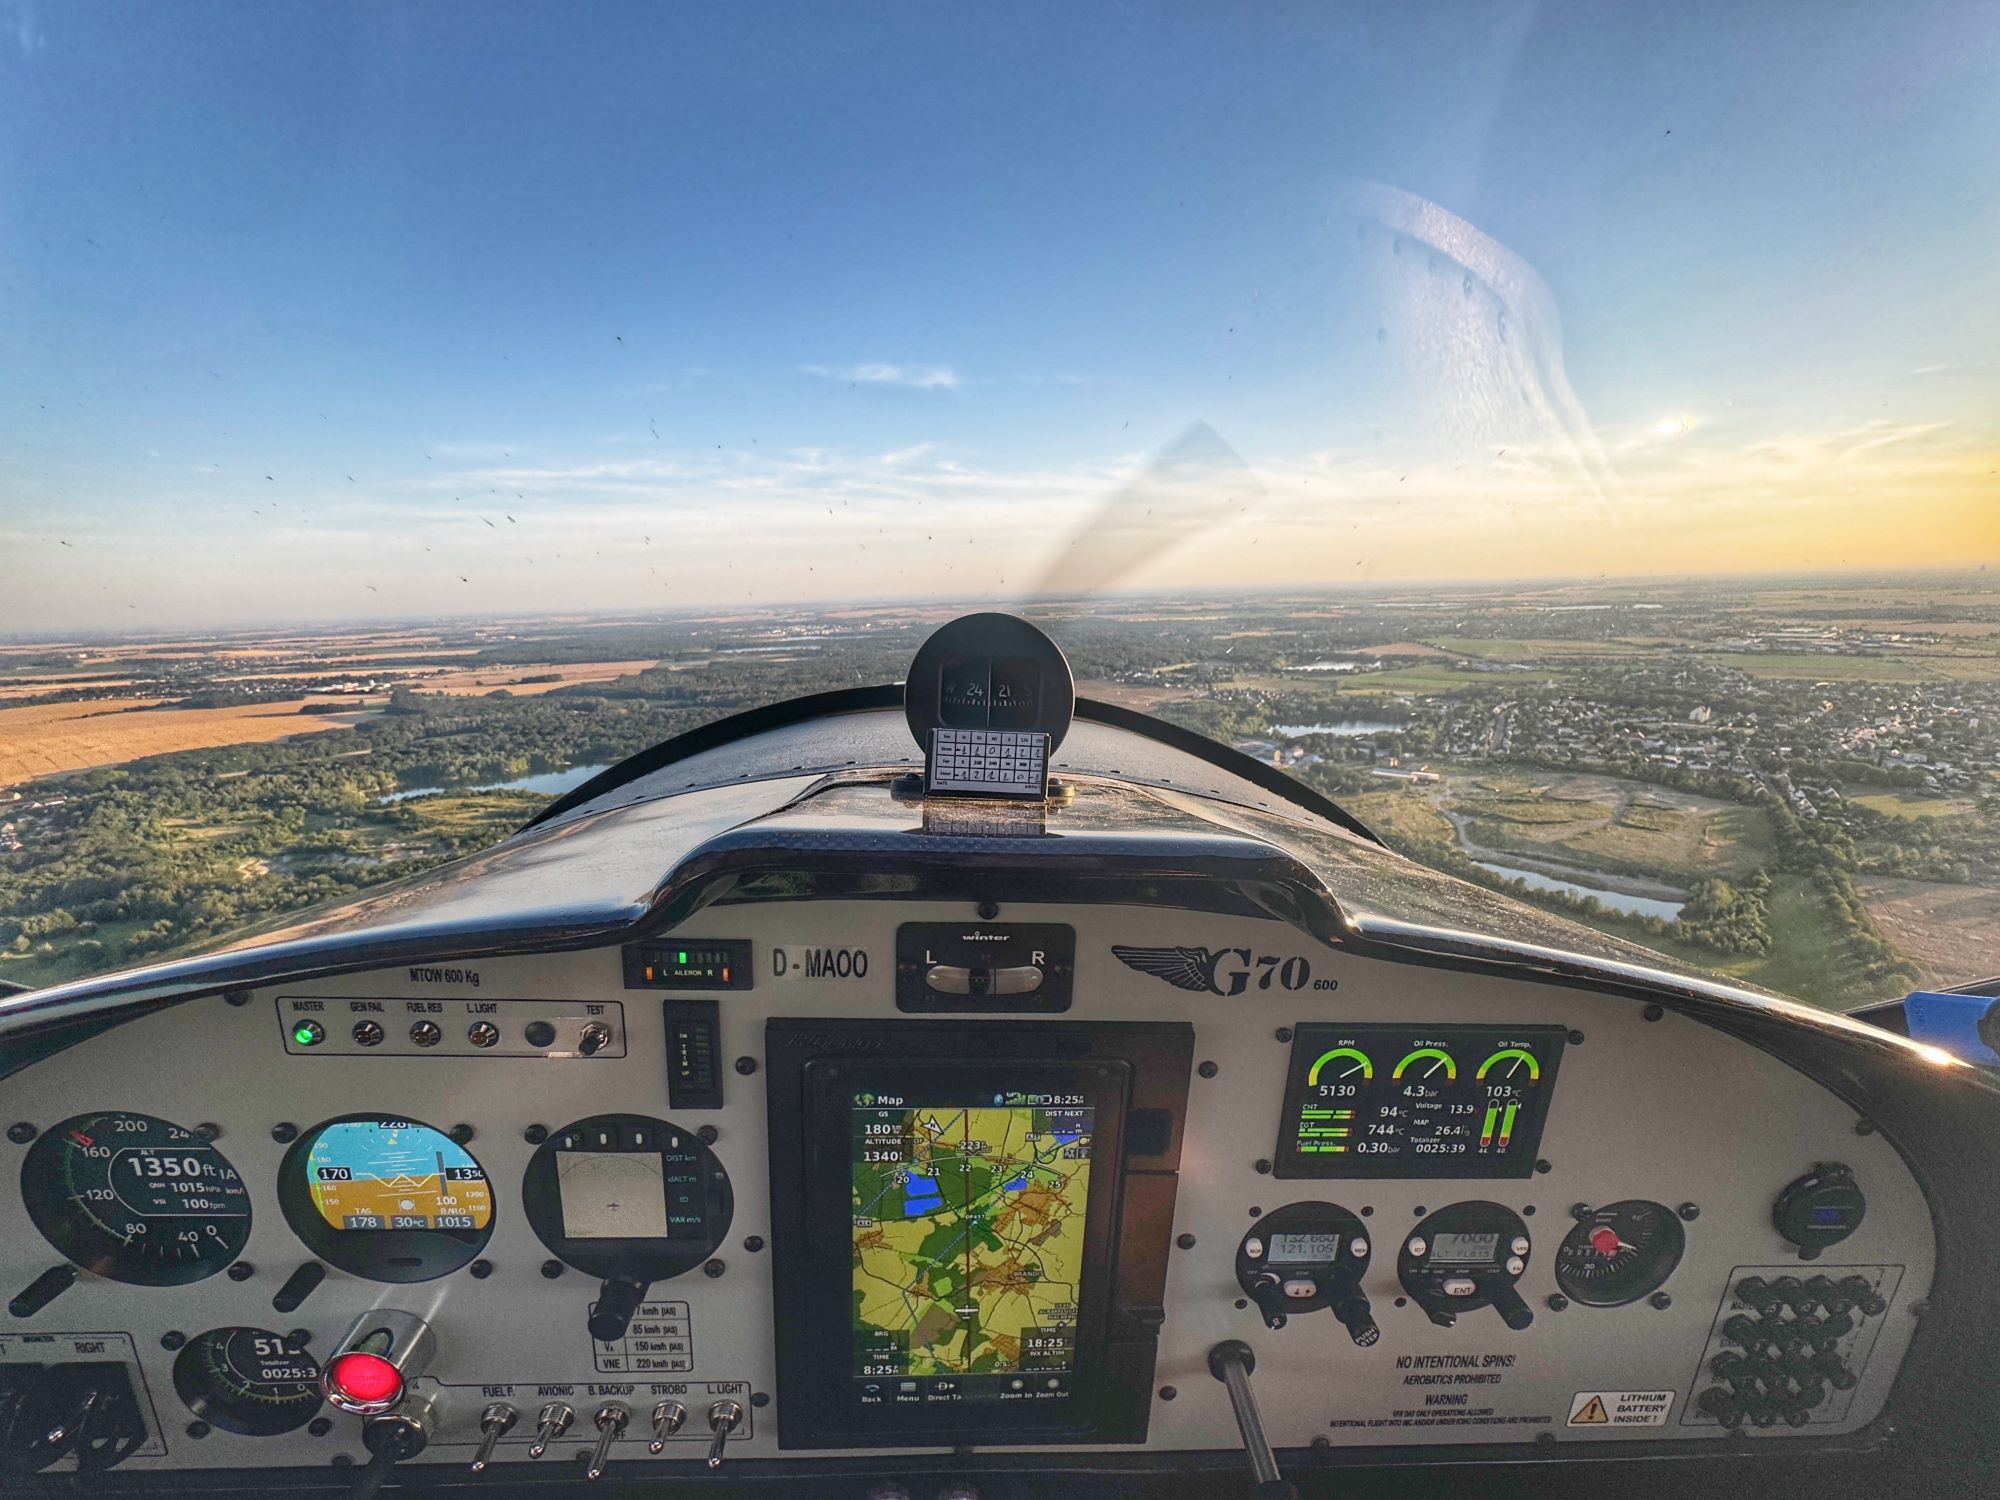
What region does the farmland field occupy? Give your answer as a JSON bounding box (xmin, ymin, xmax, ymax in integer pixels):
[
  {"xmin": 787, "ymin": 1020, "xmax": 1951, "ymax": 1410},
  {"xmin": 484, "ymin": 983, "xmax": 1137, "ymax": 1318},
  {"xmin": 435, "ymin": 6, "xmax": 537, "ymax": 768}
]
[{"xmin": 0, "ymin": 698, "xmax": 369, "ymax": 784}]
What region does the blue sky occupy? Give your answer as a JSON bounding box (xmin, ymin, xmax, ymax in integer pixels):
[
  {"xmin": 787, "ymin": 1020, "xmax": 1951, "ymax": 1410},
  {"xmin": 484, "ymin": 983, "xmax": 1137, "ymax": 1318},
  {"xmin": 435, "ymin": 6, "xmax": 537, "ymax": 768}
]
[{"xmin": 3, "ymin": 1, "xmax": 1996, "ymax": 630}]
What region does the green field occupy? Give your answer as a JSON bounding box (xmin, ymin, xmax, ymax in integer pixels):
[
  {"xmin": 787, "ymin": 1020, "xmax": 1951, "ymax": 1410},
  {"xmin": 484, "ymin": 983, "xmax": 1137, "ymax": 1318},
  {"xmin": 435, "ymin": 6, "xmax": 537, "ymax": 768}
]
[
  {"xmin": 1705, "ymin": 652, "xmax": 2000, "ymax": 683},
  {"xmin": 1565, "ymin": 873, "xmax": 1892, "ymax": 1008},
  {"xmin": 1850, "ymin": 792, "xmax": 1959, "ymax": 820},
  {"xmin": 1338, "ymin": 663, "xmax": 1563, "ymax": 696},
  {"xmin": 1341, "ymin": 787, "xmax": 1456, "ymax": 851},
  {"xmin": 1428, "ymin": 638, "xmax": 1639, "ymax": 661}
]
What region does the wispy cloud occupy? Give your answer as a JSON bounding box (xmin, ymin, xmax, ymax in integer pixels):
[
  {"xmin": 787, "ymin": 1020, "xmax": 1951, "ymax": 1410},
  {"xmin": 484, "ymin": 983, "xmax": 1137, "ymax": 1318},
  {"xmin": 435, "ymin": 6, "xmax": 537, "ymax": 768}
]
[{"xmin": 801, "ymin": 361, "xmax": 961, "ymax": 392}]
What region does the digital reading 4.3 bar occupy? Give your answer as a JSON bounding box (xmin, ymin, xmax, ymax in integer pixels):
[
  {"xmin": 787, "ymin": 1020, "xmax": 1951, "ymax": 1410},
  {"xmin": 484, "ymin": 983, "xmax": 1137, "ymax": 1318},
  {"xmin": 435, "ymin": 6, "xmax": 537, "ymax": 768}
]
[{"xmin": 1274, "ymin": 1024, "xmax": 1567, "ymax": 1179}]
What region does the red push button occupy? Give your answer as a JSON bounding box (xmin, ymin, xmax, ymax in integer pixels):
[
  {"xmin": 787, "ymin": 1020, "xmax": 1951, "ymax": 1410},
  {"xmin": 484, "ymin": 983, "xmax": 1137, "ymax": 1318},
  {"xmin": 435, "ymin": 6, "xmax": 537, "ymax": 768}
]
[
  {"xmin": 324, "ymin": 1350, "xmax": 404, "ymax": 1412},
  {"xmin": 1588, "ymin": 1226, "xmax": 1621, "ymax": 1257}
]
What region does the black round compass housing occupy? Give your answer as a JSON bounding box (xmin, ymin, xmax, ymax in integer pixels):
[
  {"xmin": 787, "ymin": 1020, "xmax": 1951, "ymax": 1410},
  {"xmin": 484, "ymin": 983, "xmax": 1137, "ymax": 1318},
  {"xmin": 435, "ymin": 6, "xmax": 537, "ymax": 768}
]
[
  {"xmin": 904, "ymin": 613, "xmax": 1075, "ymax": 751},
  {"xmin": 1554, "ymin": 1200, "xmax": 1686, "ymax": 1307}
]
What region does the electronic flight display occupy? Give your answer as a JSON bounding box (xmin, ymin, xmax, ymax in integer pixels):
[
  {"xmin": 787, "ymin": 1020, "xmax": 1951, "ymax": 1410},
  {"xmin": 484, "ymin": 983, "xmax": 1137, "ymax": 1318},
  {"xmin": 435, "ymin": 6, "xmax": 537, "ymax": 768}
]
[
  {"xmin": 1274, "ymin": 1024, "xmax": 1567, "ymax": 1179},
  {"xmin": 850, "ymin": 1087, "xmax": 1095, "ymax": 1408}
]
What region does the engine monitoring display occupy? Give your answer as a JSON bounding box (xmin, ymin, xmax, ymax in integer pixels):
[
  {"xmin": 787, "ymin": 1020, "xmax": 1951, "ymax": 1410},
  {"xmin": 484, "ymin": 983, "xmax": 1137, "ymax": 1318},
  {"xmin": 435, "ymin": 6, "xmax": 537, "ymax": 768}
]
[
  {"xmin": 1274, "ymin": 1023, "xmax": 1567, "ymax": 1179},
  {"xmin": 305, "ymin": 1120, "xmax": 492, "ymax": 1232},
  {"xmin": 850, "ymin": 1088, "xmax": 1094, "ymax": 1406}
]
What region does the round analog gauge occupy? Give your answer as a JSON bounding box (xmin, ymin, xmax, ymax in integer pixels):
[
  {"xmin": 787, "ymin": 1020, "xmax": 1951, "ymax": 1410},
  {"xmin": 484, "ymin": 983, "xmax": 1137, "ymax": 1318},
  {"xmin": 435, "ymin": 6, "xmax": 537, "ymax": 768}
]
[
  {"xmin": 173, "ymin": 1327, "xmax": 322, "ymax": 1436},
  {"xmin": 278, "ymin": 1116, "xmax": 493, "ymax": 1282},
  {"xmin": 1554, "ymin": 1200, "xmax": 1687, "ymax": 1307},
  {"xmin": 20, "ymin": 1111, "xmax": 250, "ymax": 1286}
]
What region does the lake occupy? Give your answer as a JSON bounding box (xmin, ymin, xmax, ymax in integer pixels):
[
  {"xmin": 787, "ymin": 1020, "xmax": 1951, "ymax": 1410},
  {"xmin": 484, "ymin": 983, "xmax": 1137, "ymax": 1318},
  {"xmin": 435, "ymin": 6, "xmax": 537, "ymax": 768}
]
[
  {"xmin": 378, "ymin": 763, "xmax": 611, "ymax": 803},
  {"xmin": 1272, "ymin": 720, "xmax": 1403, "ymax": 738},
  {"xmin": 1474, "ymin": 861, "xmax": 1686, "ymax": 921}
]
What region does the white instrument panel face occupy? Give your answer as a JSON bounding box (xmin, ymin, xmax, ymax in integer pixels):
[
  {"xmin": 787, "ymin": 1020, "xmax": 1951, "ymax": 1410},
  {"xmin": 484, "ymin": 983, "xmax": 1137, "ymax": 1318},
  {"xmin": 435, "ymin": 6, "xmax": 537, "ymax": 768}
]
[{"xmin": 0, "ymin": 902, "xmax": 1936, "ymax": 1474}]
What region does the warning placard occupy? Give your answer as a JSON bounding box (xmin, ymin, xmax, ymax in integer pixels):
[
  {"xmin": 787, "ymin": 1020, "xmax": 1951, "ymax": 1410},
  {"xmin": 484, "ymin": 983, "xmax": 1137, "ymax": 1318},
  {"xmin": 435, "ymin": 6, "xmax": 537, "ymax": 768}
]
[{"xmin": 1568, "ymin": 1391, "xmax": 1674, "ymax": 1428}]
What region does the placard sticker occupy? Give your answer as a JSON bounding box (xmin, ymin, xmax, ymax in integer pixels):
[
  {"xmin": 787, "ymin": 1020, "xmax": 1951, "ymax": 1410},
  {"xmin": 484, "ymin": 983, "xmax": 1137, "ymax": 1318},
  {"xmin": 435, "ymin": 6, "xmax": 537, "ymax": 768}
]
[{"xmin": 1568, "ymin": 1390, "xmax": 1674, "ymax": 1427}]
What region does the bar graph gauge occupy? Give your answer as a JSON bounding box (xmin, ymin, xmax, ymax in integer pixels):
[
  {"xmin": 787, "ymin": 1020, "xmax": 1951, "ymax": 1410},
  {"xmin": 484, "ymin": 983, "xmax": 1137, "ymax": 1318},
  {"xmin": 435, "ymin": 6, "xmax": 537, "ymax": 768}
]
[{"xmin": 1274, "ymin": 1024, "xmax": 1568, "ymax": 1180}]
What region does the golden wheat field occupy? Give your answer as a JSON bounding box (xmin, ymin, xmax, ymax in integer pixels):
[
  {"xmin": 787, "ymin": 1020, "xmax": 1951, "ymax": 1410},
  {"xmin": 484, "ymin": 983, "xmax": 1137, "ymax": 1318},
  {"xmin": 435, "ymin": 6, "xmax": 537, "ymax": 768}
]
[{"xmin": 0, "ymin": 699, "xmax": 363, "ymax": 785}]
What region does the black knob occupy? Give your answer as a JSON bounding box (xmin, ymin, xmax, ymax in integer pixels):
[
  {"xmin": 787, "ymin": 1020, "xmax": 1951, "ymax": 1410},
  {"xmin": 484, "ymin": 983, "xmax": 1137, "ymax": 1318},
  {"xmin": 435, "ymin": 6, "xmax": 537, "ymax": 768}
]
[
  {"xmin": 8, "ymin": 1264, "xmax": 78, "ymax": 1320},
  {"xmin": 1723, "ymin": 1314, "xmax": 1768, "ymax": 1350},
  {"xmin": 524, "ymin": 1020, "xmax": 558, "ymax": 1049},
  {"xmin": 1247, "ymin": 1278, "xmax": 1291, "ymax": 1331},
  {"xmin": 1709, "ymin": 1351, "xmax": 1749, "ymax": 1383},
  {"xmin": 1771, "ymin": 1275, "xmax": 1814, "ymax": 1313},
  {"xmin": 1331, "ymin": 1290, "xmax": 1379, "ymax": 1348},
  {"xmin": 1735, "ymin": 1276, "xmax": 1779, "ymax": 1313},
  {"xmin": 1781, "ymin": 1404, "xmax": 1814, "ymax": 1429},
  {"xmin": 587, "ymin": 1276, "xmax": 648, "ymax": 1343},
  {"xmin": 1810, "ymin": 1311, "xmax": 1854, "ymax": 1345},
  {"xmin": 271, "ymin": 1262, "xmax": 326, "ymax": 1315},
  {"xmin": 1697, "ymin": 1387, "xmax": 1742, "ymax": 1428},
  {"xmin": 1489, "ymin": 1280, "xmax": 1534, "ymax": 1331},
  {"xmin": 1811, "ymin": 1353, "xmax": 1858, "ymax": 1391}
]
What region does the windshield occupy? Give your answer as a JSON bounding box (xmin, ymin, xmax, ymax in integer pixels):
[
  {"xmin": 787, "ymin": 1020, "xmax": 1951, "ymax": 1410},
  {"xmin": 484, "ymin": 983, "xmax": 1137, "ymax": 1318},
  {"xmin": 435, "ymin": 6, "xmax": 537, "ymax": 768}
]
[{"xmin": 3, "ymin": 4, "xmax": 1996, "ymax": 1008}]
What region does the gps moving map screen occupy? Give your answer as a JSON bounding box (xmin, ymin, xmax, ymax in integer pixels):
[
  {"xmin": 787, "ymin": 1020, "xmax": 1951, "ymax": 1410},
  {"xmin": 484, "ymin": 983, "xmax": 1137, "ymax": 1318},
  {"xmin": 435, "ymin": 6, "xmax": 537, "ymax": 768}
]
[
  {"xmin": 850, "ymin": 1088, "xmax": 1094, "ymax": 1406},
  {"xmin": 305, "ymin": 1120, "xmax": 492, "ymax": 1232}
]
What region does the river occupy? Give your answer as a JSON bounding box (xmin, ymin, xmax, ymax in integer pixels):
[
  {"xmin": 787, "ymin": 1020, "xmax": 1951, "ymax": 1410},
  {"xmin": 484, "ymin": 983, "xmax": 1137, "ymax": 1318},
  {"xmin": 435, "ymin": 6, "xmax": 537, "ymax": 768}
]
[{"xmin": 377, "ymin": 763, "xmax": 611, "ymax": 803}]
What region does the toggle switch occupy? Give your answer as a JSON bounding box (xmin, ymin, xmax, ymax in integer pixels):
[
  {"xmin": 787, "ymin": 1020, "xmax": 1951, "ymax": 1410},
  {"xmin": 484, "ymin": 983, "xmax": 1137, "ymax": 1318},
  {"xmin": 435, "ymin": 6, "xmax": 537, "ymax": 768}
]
[
  {"xmin": 526, "ymin": 1401, "xmax": 573, "ymax": 1459},
  {"xmin": 705, "ymin": 1399, "xmax": 743, "ymax": 1469},
  {"xmin": 470, "ymin": 1403, "xmax": 516, "ymax": 1473},
  {"xmin": 648, "ymin": 1400, "xmax": 687, "ymax": 1454},
  {"xmin": 585, "ymin": 1403, "xmax": 628, "ymax": 1481}
]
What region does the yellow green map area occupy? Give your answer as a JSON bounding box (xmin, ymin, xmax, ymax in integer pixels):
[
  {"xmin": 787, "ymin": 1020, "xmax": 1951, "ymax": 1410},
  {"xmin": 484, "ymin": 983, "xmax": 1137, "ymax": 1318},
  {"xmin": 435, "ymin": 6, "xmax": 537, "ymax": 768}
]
[{"xmin": 852, "ymin": 1105, "xmax": 1092, "ymax": 1377}]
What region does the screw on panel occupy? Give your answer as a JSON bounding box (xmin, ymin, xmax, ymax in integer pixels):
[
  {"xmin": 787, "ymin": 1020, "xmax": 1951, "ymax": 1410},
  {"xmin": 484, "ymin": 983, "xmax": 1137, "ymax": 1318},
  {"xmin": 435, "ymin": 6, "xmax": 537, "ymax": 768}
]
[
  {"xmin": 977, "ymin": 902, "xmax": 1000, "ymax": 920},
  {"xmin": 308, "ymin": 1418, "xmax": 332, "ymax": 1437},
  {"xmin": 1274, "ymin": 1027, "xmax": 1293, "ymax": 1044},
  {"xmin": 1642, "ymin": 1004, "xmax": 1664, "ymax": 1022},
  {"xmin": 1158, "ymin": 1387, "xmax": 1178, "ymax": 1402},
  {"xmin": 225, "ymin": 990, "xmax": 251, "ymax": 1007},
  {"xmin": 704, "ymin": 1259, "xmax": 726, "ymax": 1279},
  {"xmin": 744, "ymin": 1236, "xmax": 765, "ymax": 1253},
  {"xmin": 1413, "ymin": 1206, "xmax": 1427, "ymax": 1217},
  {"xmin": 1253, "ymin": 1159, "xmax": 1271, "ymax": 1175},
  {"xmin": 5, "ymin": 1123, "xmax": 34, "ymax": 1145},
  {"xmin": 1547, "ymin": 1295, "xmax": 1569, "ymax": 1312},
  {"xmin": 1176, "ymin": 1234, "xmax": 1197, "ymax": 1250},
  {"xmin": 1854, "ymin": 1119, "xmax": 1876, "ymax": 1136},
  {"xmin": 524, "ymin": 1124, "xmax": 549, "ymax": 1144},
  {"xmin": 227, "ymin": 1263, "xmax": 253, "ymax": 1282},
  {"xmin": 735, "ymin": 1056, "xmax": 758, "ymax": 1076},
  {"xmin": 470, "ymin": 1260, "xmax": 493, "ymax": 1280},
  {"xmin": 697, "ymin": 1125, "xmax": 719, "ymax": 1145},
  {"xmin": 1536, "ymin": 1431, "xmax": 1556, "ymax": 1446},
  {"xmin": 288, "ymin": 1329, "xmax": 311, "ymax": 1347},
  {"xmin": 449, "ymin": 1124, "xmax": 475, "ymax": 1145},
  {"xmin": 1679, "ymin": 1203, "xmax": 1701, "ymax": 1221},
  {"xmin": 186, "ymin": 1422, "xmax": 210, "ymax": 1440},
  {"xmin": 751, "ymin": 1392, "xmax": 770, "ymax": 1409},
  {"xmin": 194, "ymin": 1122, "xmax": 220, "ymax": 1141},
  {"xmin": 1361, "ymin": 1206, "xmax": 1373, "ymax": 1217},
  {"xmin": 271, "ymin": 1122, "xmax": 298, "ymax": 1143},
  {"xmin": 1522, "ymin": 1205, "xmax": 1536, "ymax": 1216},
  {"xmin": 1534, "ymin": 1159, "xmax": 1552, "ymax": 1175},
  {"xmin": 1234, "ymin": 1299, "xmax": 1248, "ymax": 1310},
  {"xmin": 160, "ymin": 1331, "xmax": 186, "ymax": 1351},
  {"xmin": 541, "ymin": 1260, "xmax": 564, "ymax": 1280},
  {"xmin": 1567, "ymin": 1030, "xmax": 1585, "ymax": 1045},
  {"xmin": 1248, "ymin": 1207, "xmax": 1262, "ymax": 1218},
  {"xmin": 1198, "ymin": 1061, "xmax": 1219, "ymax": 1079}
]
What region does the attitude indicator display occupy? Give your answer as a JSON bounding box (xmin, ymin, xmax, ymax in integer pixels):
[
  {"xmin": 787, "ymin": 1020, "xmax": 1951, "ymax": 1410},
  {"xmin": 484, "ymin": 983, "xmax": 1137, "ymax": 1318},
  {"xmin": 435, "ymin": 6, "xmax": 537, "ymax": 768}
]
[{"xmin": 1275, "ymin": 1024, "xmax": 1567, "ymax": 1179}]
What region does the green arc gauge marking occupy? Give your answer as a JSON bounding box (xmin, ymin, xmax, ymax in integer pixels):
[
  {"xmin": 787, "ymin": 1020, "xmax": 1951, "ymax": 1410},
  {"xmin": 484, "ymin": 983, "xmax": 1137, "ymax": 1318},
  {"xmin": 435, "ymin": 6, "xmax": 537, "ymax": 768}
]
[
  {"xmin": 1306, "ymin": 1047, "xmax": 1373, "ymax": 1085},
  {"xmin": 1475, "ymin": 1047, "xmax": 1541, "ymax": 1082},
  {"xmin": 1391, "ymin": 1046, "xmax": 1456, "ymax": 1080}
]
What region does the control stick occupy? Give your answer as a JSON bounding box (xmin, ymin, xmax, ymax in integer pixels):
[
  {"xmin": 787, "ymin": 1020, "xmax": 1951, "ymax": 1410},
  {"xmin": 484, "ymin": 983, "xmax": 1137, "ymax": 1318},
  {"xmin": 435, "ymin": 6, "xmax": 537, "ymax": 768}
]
[{"xmin": 1207, "ymin": 1341, "xmax": 1299, "ymax": 1500}]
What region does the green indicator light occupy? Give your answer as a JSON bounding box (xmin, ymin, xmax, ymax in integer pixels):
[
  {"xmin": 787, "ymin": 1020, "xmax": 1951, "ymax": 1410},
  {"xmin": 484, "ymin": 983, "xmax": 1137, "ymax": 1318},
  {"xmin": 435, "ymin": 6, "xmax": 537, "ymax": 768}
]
[
  {"xmin": 292, "ymin": 1020, "xmax": 325, "ymax": 1047},
  {"xmin": 678, "ymin": 950, "xmax": 689, "ymax": 965}
]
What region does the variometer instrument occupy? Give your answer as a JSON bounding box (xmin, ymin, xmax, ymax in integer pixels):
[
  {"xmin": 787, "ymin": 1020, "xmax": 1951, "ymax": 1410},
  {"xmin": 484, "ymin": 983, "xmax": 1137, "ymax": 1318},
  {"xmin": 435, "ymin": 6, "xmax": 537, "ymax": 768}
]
[
  {"xmin": 20, "ymin": 1111, "xmax": 250, "ymax": 1285},
  {"xmin": 172, "ymin": 1328, "xmax": 321, "ymax": 1436},
  {"xmin": 1554, "ymin": 1199, "xmax": 1687, "ymax": 1307}
]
